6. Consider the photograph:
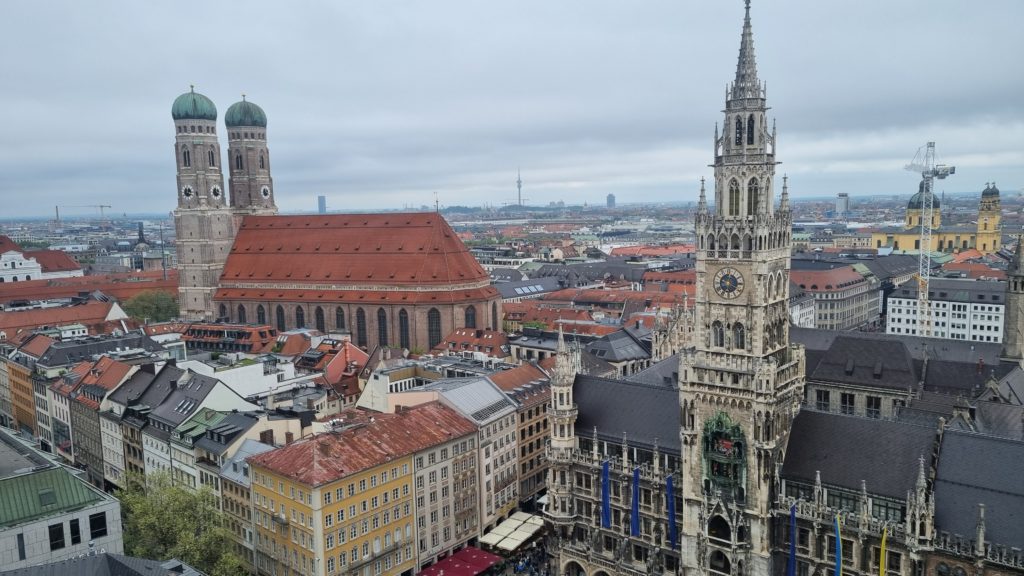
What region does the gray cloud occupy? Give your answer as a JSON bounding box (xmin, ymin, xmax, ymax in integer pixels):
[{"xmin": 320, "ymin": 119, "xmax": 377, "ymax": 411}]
[{"xmin": 0, "ymin": 0, "xmax": 1021, "ymax": 218}]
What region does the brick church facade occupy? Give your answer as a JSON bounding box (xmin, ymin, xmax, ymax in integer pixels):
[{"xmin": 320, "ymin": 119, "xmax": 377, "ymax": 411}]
[{"xmin": 170, "ymin": 91, "xmax": 499, "ymax": 351}]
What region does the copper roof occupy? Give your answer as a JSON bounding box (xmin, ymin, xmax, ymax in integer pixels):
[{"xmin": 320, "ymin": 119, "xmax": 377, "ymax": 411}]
[
  {"xmin": 220, "ymin": 213, "xmax": 491, "ymax": 290},
  {"xmin": 248, "ymin": 401, "xmax": 477, "ymax": 487}
]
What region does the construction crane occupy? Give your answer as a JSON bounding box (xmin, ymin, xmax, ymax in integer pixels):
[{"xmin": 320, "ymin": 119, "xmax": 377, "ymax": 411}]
[
  {"xmin": 61, "ymin": 204, "xmax": 112, "ymax": 218},
  {"xmin": 905, "ymin": 142, "xmax": 955, "ymax": 338}
]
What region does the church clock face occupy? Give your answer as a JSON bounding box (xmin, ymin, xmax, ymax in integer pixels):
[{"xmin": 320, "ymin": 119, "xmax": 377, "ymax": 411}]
[
  {"xmin": 714, "ymin": 267, "xmax": 744, "ymax": 299},
  {"xmin": 260, "ymin": 186, "xmax": 271, "ymax": 199}
]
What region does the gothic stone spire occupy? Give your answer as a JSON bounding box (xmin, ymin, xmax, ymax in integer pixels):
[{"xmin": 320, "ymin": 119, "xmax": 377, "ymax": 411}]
[{"xmin": 732, "ymin": 0, "xmax": 762, "ymax": 100}]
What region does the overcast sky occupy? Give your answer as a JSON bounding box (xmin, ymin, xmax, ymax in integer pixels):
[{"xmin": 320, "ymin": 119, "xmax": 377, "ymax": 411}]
[{"xmin": 1, "ymin": 0, "xmax": 1021, "ymax": 218}]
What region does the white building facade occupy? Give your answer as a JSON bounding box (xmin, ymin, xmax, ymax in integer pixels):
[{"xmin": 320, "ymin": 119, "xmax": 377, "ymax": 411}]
[{"xmin": 886, "ymin": 279, "xmax": 1005, "ymax": 343}]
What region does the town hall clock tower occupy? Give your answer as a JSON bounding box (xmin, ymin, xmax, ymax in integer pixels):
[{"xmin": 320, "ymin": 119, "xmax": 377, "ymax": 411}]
[{"xmin": 679, "ymin": 2, "xmax": 805, "ymax": 575}]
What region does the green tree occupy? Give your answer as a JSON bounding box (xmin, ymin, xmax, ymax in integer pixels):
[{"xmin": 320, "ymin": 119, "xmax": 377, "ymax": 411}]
[
  {"xmin": 118, "ymin": 472, "xmax": 245, "ymax": 576},
  {"xmin": 122, "ymin": 290, "xmax": 179, "ymax": 322}
]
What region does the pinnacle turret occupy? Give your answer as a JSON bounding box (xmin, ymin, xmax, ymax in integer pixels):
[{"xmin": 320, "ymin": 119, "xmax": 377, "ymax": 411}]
[
  {"xmin": 731, "ymin": 0, "xmax": 762, "ymax": 100},
  {"xmin": 697, "ymin": 177, "xmax": 708, "ymax": 214},
  {"xmin": 780, "ymin": 174, "xmax": 790, "ymax": 212}
]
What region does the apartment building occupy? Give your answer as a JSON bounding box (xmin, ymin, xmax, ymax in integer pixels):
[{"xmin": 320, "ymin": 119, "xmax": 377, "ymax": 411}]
[
  {"xmin": 887, "ymin": 278, "xmax": 1005, "ymax": 343},
  {"xmin": 248, "ymin": 402, "xmax": 475, "ymax": 576},
  {"xmin": 791, "ymin": 266, "xmax": 881, "ymax": 330},
  {"xmin": 412, "ymin": 417, "xmax": 479, "ymax": 569}
]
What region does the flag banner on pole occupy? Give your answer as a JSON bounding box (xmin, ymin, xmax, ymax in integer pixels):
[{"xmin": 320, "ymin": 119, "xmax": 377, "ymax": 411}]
[
  {"xmin": 630, "ymin": 467, "xmax": 640, "ymax": 537},
  {"xmin": 600, "ymin": 460, "xmax": 611, "ymax": 528},
  {"xmin": 787, "ymin": 503, "xmax": 797, "ymax": 576},
  {"xmin": 666, "ymin": 475, "xmax": 677, "ymax": 550},
  {"xmin": 834, "ymin": 514, "xmax": 843, "ymax": 576},
  {"xmin": 879, "ymin": 526, "xmax": 888, "ymax": 576}
]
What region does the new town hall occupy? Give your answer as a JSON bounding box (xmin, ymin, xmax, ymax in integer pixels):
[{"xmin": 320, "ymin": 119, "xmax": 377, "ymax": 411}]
[{"xmin": 545, "ymin": 3, "xmax": 1023, "ymax": 576}]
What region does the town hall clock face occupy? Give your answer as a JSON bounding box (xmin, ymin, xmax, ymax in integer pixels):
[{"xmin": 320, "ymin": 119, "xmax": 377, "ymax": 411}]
[{"xmin": 714, "ymin": 267, "xmax": 744, "ymax": 299}]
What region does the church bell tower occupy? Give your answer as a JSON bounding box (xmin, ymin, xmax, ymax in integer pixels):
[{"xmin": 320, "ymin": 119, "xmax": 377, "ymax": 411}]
[
  {"xmin": 679, "ymin": 2, "xmax": 805, "ymax": 574},
  {"xmin": 171, "ymin": 87, "xmax": 235, "ymax": 321}
]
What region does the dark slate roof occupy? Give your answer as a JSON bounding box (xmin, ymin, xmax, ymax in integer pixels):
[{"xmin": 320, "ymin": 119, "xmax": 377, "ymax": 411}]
[
  {"xmin": 489, "ymin": 267, "xmax": 527, "ymax": 283},
  {"xmin": 889, "ymin": 278, "xmax": 1006, "ymax": 303},
  {"xmin": 791, "ymin": 327, "xmax": 1004, "ymax": 364},
  {"xmin": 918, "ymin": 358, "xmax": 1015, "ymax": 396},
  {"xmin": 574, "ymin": 374, "xmax": 680, "ymax": 455},
  {"xmin": 809, "ymin": 335, "xmax": 918, "ymax": 391},
  {"xmin": 934, "ymin": 430, "xmax": 1024, "ymax": 548},
  {"xmin": 149, "ymin": 370, "xmax": 221, "ymax": 428},
  {"xmin": 627, "ymin": 353, "xmax": 680, "ymax": 387},
  {"xmin": 193, "ymin": 412, "xmax": 258, "ymax": 455},
  {"xmin": 859, "ymin": 254, "xmax": 920, "ymax": 282},
  {"xmin": 495, "ymin": 276, "xmax": 563, "ymax": 300},
  {"xmin": 36, "ymin": 332, "xmax": 164, "ymax": 367},
  {"xmin": 782, "ymin": 409, "xmax": 936, "ymax": 499},
  {"xmin": 586, "ymin": 328, "xmax": 651, "ymax": 362},
  {"xmin": 0, "ymin": 553, "xmax": 206, "ymax": 575}
]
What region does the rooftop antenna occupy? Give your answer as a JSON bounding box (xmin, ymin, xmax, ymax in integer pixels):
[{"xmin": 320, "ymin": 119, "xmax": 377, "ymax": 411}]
[{"xmin": 433, "ymin": 191, "xmax": 440, "ymax": 213}]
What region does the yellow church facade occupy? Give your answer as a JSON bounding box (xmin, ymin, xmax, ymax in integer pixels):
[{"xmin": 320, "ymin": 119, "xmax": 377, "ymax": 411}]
[{"xmin": 871, "ymin": 182, "xmax": 1002, "ymax": 254}]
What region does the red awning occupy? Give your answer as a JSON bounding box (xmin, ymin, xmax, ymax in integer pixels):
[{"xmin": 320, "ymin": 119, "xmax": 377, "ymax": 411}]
[{"xmin": 418, "ymin": 546, "xmax": 502, "ymax": 576}]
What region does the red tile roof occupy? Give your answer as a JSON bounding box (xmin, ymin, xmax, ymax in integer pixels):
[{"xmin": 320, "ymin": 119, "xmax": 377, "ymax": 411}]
[
  {"xmin": 24, "ymin": 250, "xmax": 81, "ymax": 273},
  {"xmin": 942, "ymin": 262, "xmax": 1007, "ymax": 280},
  {"xmin": 0, "ymin": 270, "xmax": 178, "ymax": 305},
  {"xmin": 610, "ymin": 244, "xmax": 695, "ymax": 257},
  {"xmin": 0, "ymin": 301, "xmax": 120, "ymax": 342},
  {"xmin": 542, "ymin": 288, "xmax": 691, "ymax": 308},
  {"xmin": 275, "ymin": 332, "xmax": 316, "ymax": 357},
  {"xmin": 219, "ymin": 214, "xmax": 493, "ymax": 292},
  {"xmin": 17, "ymin": 333, "xmax": 55, "ymax": 358},
  {"xmin": 790, "ymin": 267, "xmax": 866, "ymax": 292},
  {"xmin": 642, "ymin": 270, "xmax": 696, "ymax": 285},
  {"xmin": 0, "ymin": 236, "xmax": 21, "ymax": 254},
  {"xmin": 214, "ymin": 286, "xmax": 498, "ymax": 306},
  {"xmin": 432, "ymin": 328, "xmax": 508, "ymax": 358},
  {"xmin": 489, "ymin": 363, "xmax": 549, "ymax": 392},
  {"xmin": 248, "ymin": 401, "xmax": 477, "ymax": 486}
]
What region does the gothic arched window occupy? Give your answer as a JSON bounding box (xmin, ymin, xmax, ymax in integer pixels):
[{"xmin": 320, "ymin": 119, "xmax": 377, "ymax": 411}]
[
  {"xmin": 259, "ymin": 154, "xmax": 265, "ymax": 169},
  {"xmin": 733, "ymin": 323, "xmax": 745, "ymax": 349},
  {"xmin": 218, "ymin": 304, "xmax": 227, "ymax": 320},
  {"xmin": 295, "ymin": 306, "xmax": 305, "ymax": 329},
  {"xmin": 355, "ymin": 308, "xmax": 367, "ymax": 347},
  {"xmin": 315, "ymin": 306, "xmax": 325, "ymax": 332},
  {"xmin": 428, "ymin": 308, "xmax": 442, "ymax": 349},
  {"xmin": 712, "ymin": 321, "xmax": 725, "ymax": 347},
  {"xmin": 335, "ymin": 307, "xmax": 345, "ymax": 330},
  {"xmin": 257, "ymin": 305, "xmax": 266, "ymax": 325},
  {"xmin": 275, "ymin": 305, "xmax": 285, "ymax": 331},
  {"xmin": 182, "ymin": 147, "xmax": 191, "ymax": 168},
  {"xmin": 399, "ymin": 309, "xmax": 410, "ymax": 349},
  {"xmin": 747, "ymin": 113, "xmax": 755, "ymax": 145},
  {"xmin": 377, "ymin": 308, "xmax": 388, "ymax": 346},
  {"xmin": 747, "ymin": 177, "xmax": 759, "ymax": 216},
  {"xmin": 734, "ymin": 115, "xmax": 743, "ymax": 145},
  {"xmin": 237, "ymin": 305, "xmax": 247, "ymax": 324},
  {"xmin": 492, "ymin": 302, "xmax": 498, "ymax": 331},
  {"xmin": 728, "ymin": 179, "xmax": 740, "ymax": 216},
  {"xmin": 465, "ymin": 305, "xmax": 477, "ymax": 329},
  {"xmin": 208, "ymin": 148, "xmax": 216, "ymax": 167},
  {"xmin": 235, "ymin": 154, "xmax": 243, "ymax": 170}
]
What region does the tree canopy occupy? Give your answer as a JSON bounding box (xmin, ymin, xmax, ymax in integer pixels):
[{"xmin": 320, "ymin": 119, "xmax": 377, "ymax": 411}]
[
  {"xmin": 122, "ymin": 290, "xmax": 178, "ymax": 322},
  {"xmin": 118, "ymin": 473, "xmax": 245, "ymax": 576}
]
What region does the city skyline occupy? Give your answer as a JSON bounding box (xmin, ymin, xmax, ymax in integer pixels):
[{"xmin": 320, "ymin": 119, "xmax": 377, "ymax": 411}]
[{"xmin": 1, "ymin": 0, "xmax": 1022, "ymax": 218}]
